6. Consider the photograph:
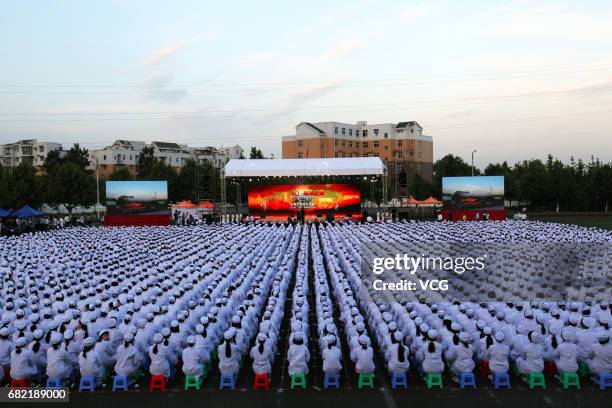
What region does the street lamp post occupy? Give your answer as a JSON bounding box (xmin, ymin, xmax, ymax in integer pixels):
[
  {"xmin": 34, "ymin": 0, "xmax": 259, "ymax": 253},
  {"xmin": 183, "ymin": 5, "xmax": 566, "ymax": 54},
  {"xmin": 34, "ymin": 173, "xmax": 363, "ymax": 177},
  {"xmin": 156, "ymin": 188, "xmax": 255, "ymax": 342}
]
[
  {"xmin": 471, "ymin": 149, "xmax": 477, "ymax": 177},
  {"xmin": 95, "ymin": 157, "xmax": 100, "ymax": 221}
]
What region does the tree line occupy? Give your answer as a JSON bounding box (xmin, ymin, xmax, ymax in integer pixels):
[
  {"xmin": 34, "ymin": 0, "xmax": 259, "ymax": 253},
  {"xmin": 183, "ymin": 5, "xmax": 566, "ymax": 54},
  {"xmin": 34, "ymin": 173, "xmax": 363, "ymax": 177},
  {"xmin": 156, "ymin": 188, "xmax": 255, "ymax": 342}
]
[{"xmin": 0, "ymin": 145, "xmax": 610, "ymax": 213}]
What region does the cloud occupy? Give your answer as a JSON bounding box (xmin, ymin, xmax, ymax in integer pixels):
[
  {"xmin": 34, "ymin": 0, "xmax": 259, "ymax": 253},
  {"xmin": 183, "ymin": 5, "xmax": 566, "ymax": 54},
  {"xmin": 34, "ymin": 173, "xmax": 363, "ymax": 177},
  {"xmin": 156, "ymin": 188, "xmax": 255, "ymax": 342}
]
[
  {"xmin": 144, "ymin": 43, "xmax": 185, "ymax": 65},
  {"xmin": 277, "ymin": 80, "xmax": 344, "ymax": 117},
  {"xmin": 322, "ymin": 38, "xmax": 366, "ymax": 59}
]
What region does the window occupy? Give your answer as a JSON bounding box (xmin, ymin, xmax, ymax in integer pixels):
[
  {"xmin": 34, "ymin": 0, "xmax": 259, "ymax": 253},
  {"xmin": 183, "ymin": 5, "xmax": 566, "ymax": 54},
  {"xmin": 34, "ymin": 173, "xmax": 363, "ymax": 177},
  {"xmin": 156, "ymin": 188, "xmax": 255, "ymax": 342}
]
[
  {"xmin": 355, "ymin": 142, "xmax": 360, "ymax": 148},
  {"xmin": 297, "ymin": 140, "xmax": 303, "ymax": 148},
  {"xmin": 341, "ymin": 141, "xmax": 346, "ymax": 147},
  {"xmin": 123, "ymin": 155, "xmax": 126, "ymax": 160},
  {"xmin": 349, "ymin": 129, "xmax": 353, "ymax": 136},
  {"xmin": 373, "ymin": 141, "xmax": 379, "ymax": 148},
  {"xmin": 411, "ymin": 129, "xmax": 414, "ymax": 134},
  {"xmin": 297, "ymin": 152, "xmax": 303, "ymax": 158},
  {"xmin": 334, "ymin": 152, "xmax": 339, "ymax": 157},
  {"xmin": 39, "ymin": 146, "xmax": 45, "ymax": 153},
  {"xmin": 356, "ymin": 130, "xmax": 360, "ymax": 137},
  {"xmin": 397, "ymin": 140, "xmax": 403, "ymax": 147},
  {"xmin": 103, "ymin": 155, "xmax": 106, "ymax": 160},
  {"xmin": 384, "ymin": 132, "xmax": 388, "ymax": 138},
  {"xmin": 334, "ymin": 140, "xmax": 338, "ymax": 146},
  {"xmin": 362, "ymin": 142, "xmax": 368, "ymax": 148},
  {"xmin": 342, "ymin": 128, "xmax": 346, "ymax": 135},
  {"xmin": 374, "ymin": 153, "xmax": 379, "ymax": 157},
  {"xmin": 130, "ymin": 155, "xmax": 132, "ymax": 160},
  {"xmin": 384, "ymin": 145, "xmax": 388, "ymax": 150},
  {"xmin": 348, "ymin": 142, "xmax": 352, "ymax": 148},
  {"xmin": 334, "ymin": 127, "xmax": 338, "ymax": 134},
  {"xmin": 373, "ymin": 129, "xmax": 379, "ymax": 136},
  {"xmin": 341, "ymin": 152, "xmax": 346, "ymax": 158},
  {"xmin": 396, "ymin": 151, "xmax": 403, "ymax": 158},
  {"xmin": 362, "ymin": 130, "xmax": 368, "ymax": 137}
]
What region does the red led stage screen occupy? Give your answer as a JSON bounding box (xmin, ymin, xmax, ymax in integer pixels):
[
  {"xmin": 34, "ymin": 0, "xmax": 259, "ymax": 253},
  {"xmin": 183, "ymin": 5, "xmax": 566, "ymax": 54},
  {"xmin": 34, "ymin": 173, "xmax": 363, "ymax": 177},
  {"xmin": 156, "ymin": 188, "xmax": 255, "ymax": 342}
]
[{"xmin": 248, "ymin": 184, "xmax": 361, "ymax": 219}]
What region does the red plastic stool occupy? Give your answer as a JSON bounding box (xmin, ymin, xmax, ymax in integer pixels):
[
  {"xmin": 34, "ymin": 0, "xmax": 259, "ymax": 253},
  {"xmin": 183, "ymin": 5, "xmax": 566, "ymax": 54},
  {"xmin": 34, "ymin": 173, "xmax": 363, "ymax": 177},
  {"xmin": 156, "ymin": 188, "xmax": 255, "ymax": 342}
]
[
  {"xmin": 150, "ymin": 375, "xmax": 167, "ymax": 391},
  {"xmin": 479, "ymin": 361, "xmax": 490, "ymax": 377},
  {"xmin": 253, "ymin": 373, "xmax": 270, "ymax": 390},
  {"xmin": 544, "ymin": 361, "xmax": 557, "ymax": 376},
  {"xmin": 10, "ymin": 379, "xmax": 29, "ymax": 388}
]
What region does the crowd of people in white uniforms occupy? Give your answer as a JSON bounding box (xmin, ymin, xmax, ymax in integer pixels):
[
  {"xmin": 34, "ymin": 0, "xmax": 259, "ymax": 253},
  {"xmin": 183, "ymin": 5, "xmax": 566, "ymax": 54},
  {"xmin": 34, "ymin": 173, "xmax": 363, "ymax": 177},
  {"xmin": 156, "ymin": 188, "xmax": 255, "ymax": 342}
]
[{"xmin": 0, "ymin": 220, "xmax": 610, "ymax": 390}]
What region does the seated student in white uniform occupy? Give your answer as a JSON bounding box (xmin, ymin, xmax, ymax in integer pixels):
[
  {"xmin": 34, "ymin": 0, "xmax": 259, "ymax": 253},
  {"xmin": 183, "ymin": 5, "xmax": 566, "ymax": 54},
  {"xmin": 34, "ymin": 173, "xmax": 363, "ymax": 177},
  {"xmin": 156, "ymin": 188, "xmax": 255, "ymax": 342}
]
[
  {"xmin": 487, "ymin": 331, "xmax": 510, "ymax": 375},
  {"xmin": 516, "ymin": 332, "xmax": 544, "ymax": 374},
  {"xmin": 588, "ymin": 333, "xmax": 612, "ymax": 375},
  {"xmin": 553, "ymin": 329, "xmax": 579, "ymax": 374},
  {"xmin": 114, "ymin": 333, "xmax": 143, "ymax": 386},
  {"xmin": 218, "ymin": 329, "xmax": 240, "ymax": 377},
  {"xmin": 46, "ymin": 333, "xmax": 73, "ymax": 381},
  {"xmin": 322, "ymin": 334, "xmax": 342, "ymax": 375},
  {"xmin": 182, "ymin": 336, "xmax": 205, "ymax": 379},
  {"xmin": 149, "ymin": 333, "xmax": 171, "ymax": 378},
  {"xmin": 10, "ymin": 337, "xmax": 38, "ymax": 383},
  {"xmin": 449, "ymin": 332, "xmax": 475, "ymax": 379},
  {"xmin": 0, "ymin": 327, "xmax": 14, "ymax": 373},
  {"xmin": 79, "ymin": 337, "xmax": 105, "ymax": 386},
  {"xmin": 355, "ymin": 335, "xmax": 375, "ymax": 374},
  {"xmin": 287, "ymin": 332, "xmax": 310, "ymax": 376},
  {"xmin": 250, "ymin": 333, "xmax": 272, "ymax": 375},
  {"xmin": 29, "ymin": 329, "xmax": 46, "ymax": 375},
  {"xmin": 422, "ymin": 330, "xmax": 445, "ymax": 374},
  {"xmin": 385, "ymin": 332, "xmax": 410, "ymax": 374}
]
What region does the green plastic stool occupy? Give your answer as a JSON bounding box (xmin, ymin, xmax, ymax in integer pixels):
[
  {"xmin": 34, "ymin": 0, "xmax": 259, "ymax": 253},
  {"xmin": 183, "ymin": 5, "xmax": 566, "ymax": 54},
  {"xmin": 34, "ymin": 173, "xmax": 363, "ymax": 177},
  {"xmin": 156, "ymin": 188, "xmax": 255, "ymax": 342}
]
[
  {"xmin": 184, "ymin": 375, "xmax": 201, "ymax": 390},
  {"xmin": 357, "ymin": 373, "xmax": 374, "ymax": 389},
  {"xmin": 425, "ymin": 373, "xmax": 443, "ymax": 389},
  {"xmin": 559, "ymin": 372, "xmax": 580, "ymax": 389},
  {"xmin": 290, "ymin": 373, "xmax": 307, "ymax": 389},
  {"xmin": 526, "ymin": 373, "xmax": 546, "ymax": 389}
]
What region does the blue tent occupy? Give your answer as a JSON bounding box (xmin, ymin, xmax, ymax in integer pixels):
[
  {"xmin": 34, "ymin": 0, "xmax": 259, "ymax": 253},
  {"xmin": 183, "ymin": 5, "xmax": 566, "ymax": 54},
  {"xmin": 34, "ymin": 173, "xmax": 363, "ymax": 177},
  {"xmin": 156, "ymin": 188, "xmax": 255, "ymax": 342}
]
[
  {"xmin": 0, "ymin": 208, "xmax": 9, "ymax": 218},
  {"xmin": 13, "ymin": 205, "xmax": 46, "ymax": 218}
]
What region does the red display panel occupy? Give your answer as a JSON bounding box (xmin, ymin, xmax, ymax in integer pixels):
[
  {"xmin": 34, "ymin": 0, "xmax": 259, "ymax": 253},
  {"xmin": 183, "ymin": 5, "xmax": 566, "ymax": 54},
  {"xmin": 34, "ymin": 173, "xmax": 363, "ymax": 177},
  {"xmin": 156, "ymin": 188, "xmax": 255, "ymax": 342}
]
[{"xmin": 248, "ymin": 184, "xmax": 361, "ymax": 219}]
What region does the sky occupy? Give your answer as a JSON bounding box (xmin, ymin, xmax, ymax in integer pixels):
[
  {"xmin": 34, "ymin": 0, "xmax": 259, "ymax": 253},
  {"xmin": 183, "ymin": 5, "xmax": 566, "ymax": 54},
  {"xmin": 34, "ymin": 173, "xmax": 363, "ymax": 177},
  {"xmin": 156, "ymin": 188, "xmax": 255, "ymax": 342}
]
[
  {"xmin": 442, "ymin": 176, "xmax": 505, "ymax": 195},
  {"xmin": 1, "ymin": 0, "xmax": 611, "ymax": 169},
  {"xmin": 106, "ymin": 180, "xmax": 168, "ymax": 201}
]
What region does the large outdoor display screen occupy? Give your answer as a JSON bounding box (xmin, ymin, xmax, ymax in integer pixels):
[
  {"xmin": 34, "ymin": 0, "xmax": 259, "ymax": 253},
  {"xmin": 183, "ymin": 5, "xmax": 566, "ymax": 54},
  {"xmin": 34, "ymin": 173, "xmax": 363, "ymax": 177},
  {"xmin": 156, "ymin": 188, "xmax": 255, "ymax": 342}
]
[
  {"xmin": 106, "ymin": 180, "xmax": 170, "ymax": 216},
  {"xmin": 442, "ymin": 176, "xmax": 504, "ymax": 210},
  {"xmin": 248, "ymin": 184, "xmax": 361, "ymax": 218}
]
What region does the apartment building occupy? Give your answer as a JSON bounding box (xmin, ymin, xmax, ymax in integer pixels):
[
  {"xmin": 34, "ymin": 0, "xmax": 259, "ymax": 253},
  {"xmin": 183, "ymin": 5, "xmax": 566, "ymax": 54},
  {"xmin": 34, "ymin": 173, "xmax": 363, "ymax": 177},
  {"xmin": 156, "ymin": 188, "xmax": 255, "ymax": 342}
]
[
  {"xmin": 0, "ymin": 139, "xmax": 62, "ymax": 173},
  {"xmin": 282, "ymin": 121, "xmax": 433, "ymax": 192}
]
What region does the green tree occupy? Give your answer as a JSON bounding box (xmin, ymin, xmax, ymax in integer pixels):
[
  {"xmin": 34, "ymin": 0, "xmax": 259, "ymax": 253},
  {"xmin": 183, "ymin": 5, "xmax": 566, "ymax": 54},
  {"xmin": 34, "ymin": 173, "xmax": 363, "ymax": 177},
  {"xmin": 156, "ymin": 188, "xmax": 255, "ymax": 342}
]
[
  {"xmin": 46, "ymin": 162, "xmax": 96, "ymax": 214},
  {"xmin": 249, "ymin": 146, "xmax": 265, "ymax": 159},
  {"xmin": 143, "ymin": 161, "xmax": 179, "ymax": 201},
  {"xmin": 108, "ymin": 166, "xmax": 133, "ymax": 181},
  {"xmin": 138, "ymin": 146, "xmax": 157, "ymax": 177},
  {"xmin": 65, "ymin": 144, "xmax": 90, "ymax": 170},
  {"xmin": 0, "ymin": 162, "xmax": 44, "ymax": 209},
  {"xmin": 43, "ymin": 149, "xmax": 64, "ymax": 174}
]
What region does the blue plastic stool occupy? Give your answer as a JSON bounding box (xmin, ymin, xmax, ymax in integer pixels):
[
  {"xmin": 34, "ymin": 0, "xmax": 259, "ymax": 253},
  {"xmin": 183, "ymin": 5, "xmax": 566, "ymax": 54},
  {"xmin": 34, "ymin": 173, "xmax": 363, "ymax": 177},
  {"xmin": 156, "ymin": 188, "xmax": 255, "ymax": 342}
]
[
  {"xmin": 219, "ymin": 374, "xmax": 235, "ymax": 389},
  {"xmin": 391, "ymin": 372, "xmax": 408, "ymax": 389},
  {"xmin": 112, "ymin": 375, "xmax": 129, "ymax": 391},
  {"xmin": 46, "ymin": 377, "xmax": 63, "ymax": 389},
  {"xmin": 492, "ymin": 373, "xmax": 511, "ymax": 389},
  {"xmin": 323, "ymin": 373, "xmax": 340, "ymax": 389},
  {"xmin": 459, "ymin": 372, "xmax": 476, "ymax": 389},
  {"xmin": 594, "ymin": 373, "xmax": 612, "ymax": 390},
  {"xmin": 79, "ymin": 376, "xmax": 96, "ymax": 392}
]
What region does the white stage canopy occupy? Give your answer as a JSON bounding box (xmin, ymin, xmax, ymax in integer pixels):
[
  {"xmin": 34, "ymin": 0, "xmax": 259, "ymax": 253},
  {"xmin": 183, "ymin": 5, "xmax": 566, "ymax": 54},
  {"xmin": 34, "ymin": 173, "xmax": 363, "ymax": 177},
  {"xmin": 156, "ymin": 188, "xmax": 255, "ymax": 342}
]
[{"xmin": 224, "ymin": 157, "xmax": 385, "ymax": 178}]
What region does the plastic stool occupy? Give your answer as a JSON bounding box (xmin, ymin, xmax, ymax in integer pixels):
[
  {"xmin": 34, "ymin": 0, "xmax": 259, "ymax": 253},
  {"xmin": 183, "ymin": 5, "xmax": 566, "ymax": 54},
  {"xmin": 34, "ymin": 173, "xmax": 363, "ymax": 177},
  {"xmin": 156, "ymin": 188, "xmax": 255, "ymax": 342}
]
[
  {"xmin": 79, "ymin": 376, "xmax": 96, "ymax": 392},
  {"xmin": 219, "ymin": 374, "xmax": 235, "ymax": 390},
  {"xmin": 149, "ymin": 375, "xmax": 167, "ymax": 391},
  {"xmin": 184, "ymin": 375, "xmax": 201, "ymax": 390},
  {"xmin": 594, "ymin": 373, "xmax": 612, "ymax": 390},
  {"xmin": 526, "ymin": 373, "xmax": 546, "ymax": 389},
  {"xmin": 290, "ymin": 373, "xmax": 307, "ymax": 389},
  {"xmin": 425, "ymin": 373, "xmax": 443, "ymax": 389},
  {"xmin": 492, "ymin": 373, "xmax": 511, "ymax": 389},
  {"xmin": 46, "ymin": 377, "xmax": 63, "ymax": 389},
  {"xmin": 10, "ymin": 379, "xmax": 29, "ymax": 389},
  {"xmin": 459, "ymin": 372, "xmax": 476, "ymax": 389},
  {"xmin": 390, "ymin": 372, "xmax": 408, "ymax": 389},
  {"xmin": 253, "ymin": 373, "xmax": 270, "ymax": 390},
  {"xmin": 357, "ymin": 373, "xmax": 374, "ymax": 389},
  {"xmin": 323, "ymin": 373, "xmax": 340, "ymax": 389},
  {"xmin": 559, "ymin": 372, "xmax": 580, "ymax": 389},
  {"xmin": 112, "ymin": 375, "xmax": 129, "ymax": 391}
]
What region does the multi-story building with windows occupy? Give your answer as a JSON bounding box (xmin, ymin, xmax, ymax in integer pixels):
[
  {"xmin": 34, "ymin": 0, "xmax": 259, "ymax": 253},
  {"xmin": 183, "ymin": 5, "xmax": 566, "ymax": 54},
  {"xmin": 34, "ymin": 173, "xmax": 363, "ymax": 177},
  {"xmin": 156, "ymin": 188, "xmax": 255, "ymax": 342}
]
[
  {"xmin": 0, "ymin": 139, "xmax": 62, "ymax": 174},
  {"xmin": 282, "ymin": 121, "xmax": 433, "ymax": 195}
]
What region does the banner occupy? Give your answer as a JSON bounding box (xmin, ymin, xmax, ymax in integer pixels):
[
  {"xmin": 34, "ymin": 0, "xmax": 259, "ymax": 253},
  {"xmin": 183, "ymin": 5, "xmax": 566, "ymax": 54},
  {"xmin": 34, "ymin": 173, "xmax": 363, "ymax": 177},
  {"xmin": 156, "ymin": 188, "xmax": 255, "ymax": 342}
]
[{"xmin": 248, "ymin": 184, "xmax": 361, "ymax": 218}]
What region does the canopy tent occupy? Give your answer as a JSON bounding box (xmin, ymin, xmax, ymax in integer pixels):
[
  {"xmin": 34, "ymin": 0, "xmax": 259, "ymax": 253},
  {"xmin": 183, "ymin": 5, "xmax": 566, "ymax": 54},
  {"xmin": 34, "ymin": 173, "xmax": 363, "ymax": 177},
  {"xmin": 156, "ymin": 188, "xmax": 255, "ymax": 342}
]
[
  {"xmin": 172, "ymin": 200, "xmax": 197, "ymax": 209},
  {"xmin": 400, "ymin": 196, "xmax": 443, "ymax": 207},
  {"xmin": 224, "ymin": 157, "xmax": 385, "ymax": 178},
  {"xmin": 12, "ymin": 205, "xmax": 47, "ymax": 218},
  {"xmin": 401, "ymin": 196, "xmax": 421, "ymax": 206},
  {"xmin": 420, "ymin": 196, "xmax": 442, "ymax": 205},
  {"xmin": 0, "ymin": 208, "xmax": 9, "ymax": 218}
]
